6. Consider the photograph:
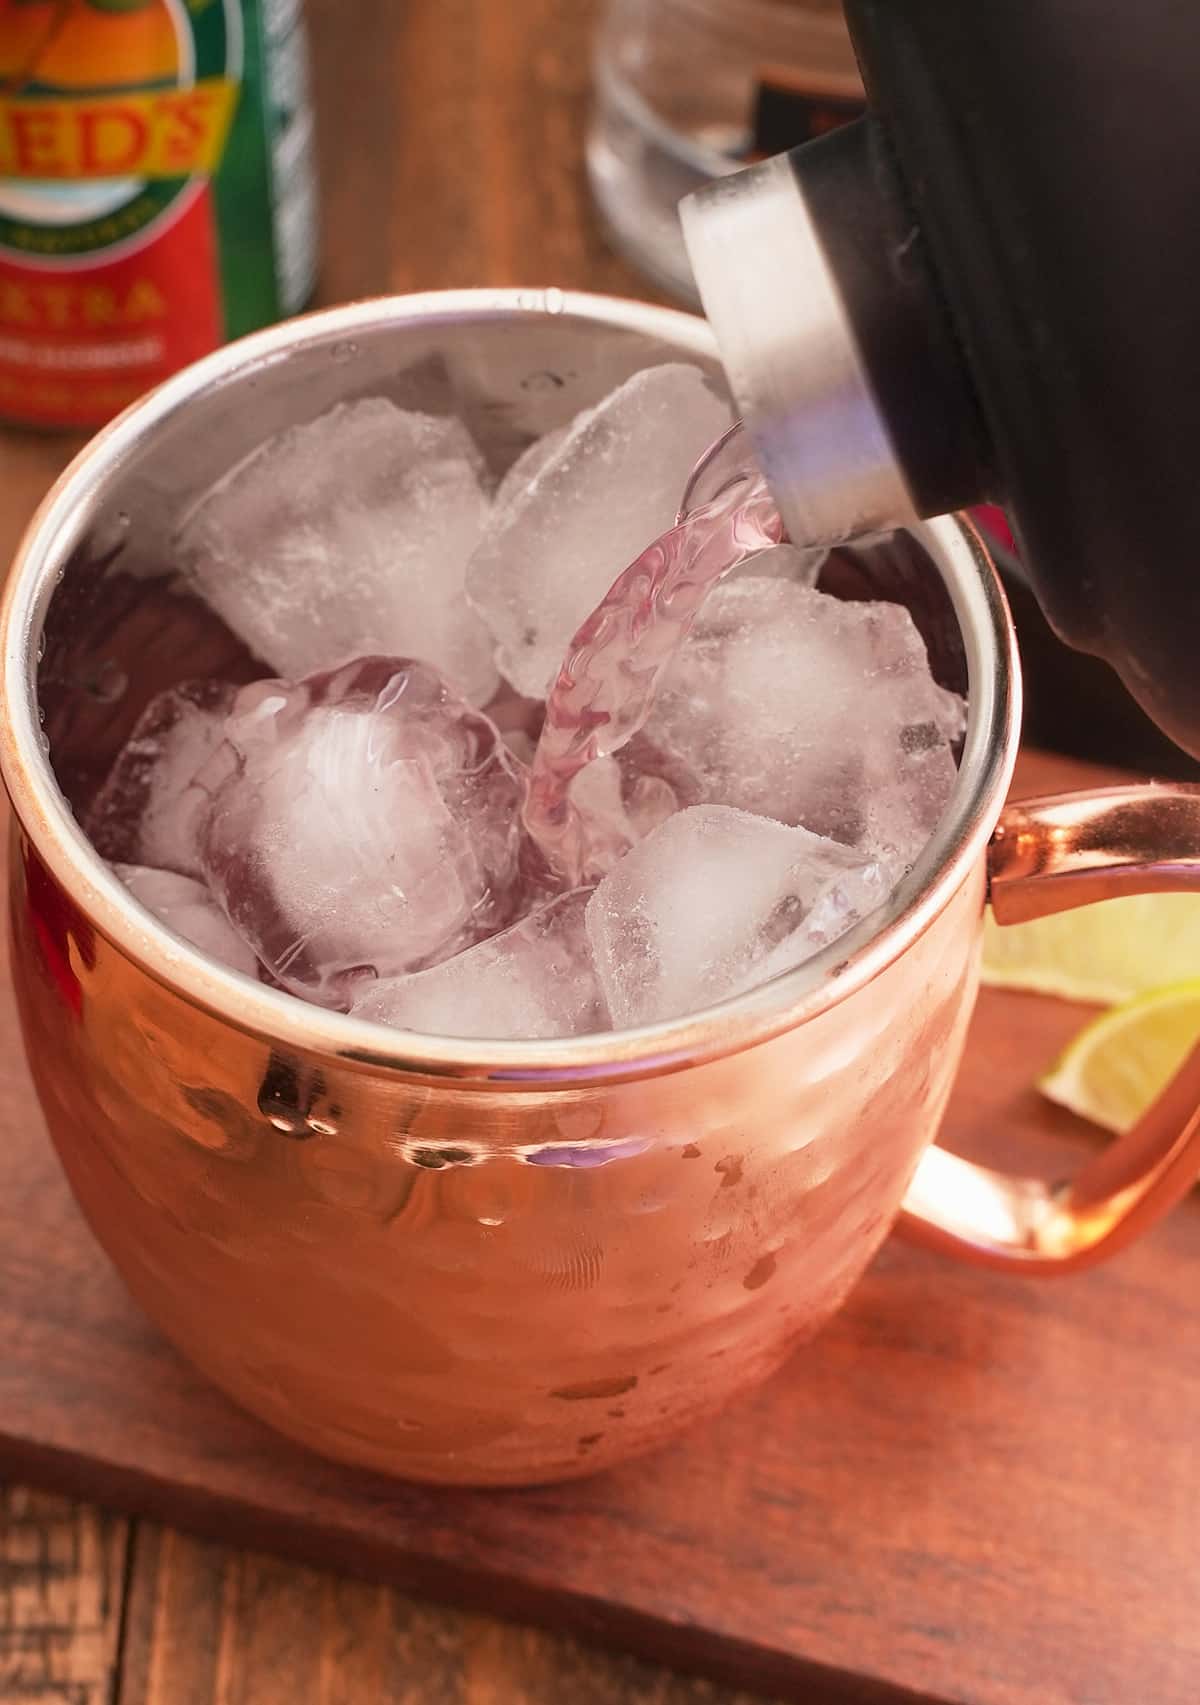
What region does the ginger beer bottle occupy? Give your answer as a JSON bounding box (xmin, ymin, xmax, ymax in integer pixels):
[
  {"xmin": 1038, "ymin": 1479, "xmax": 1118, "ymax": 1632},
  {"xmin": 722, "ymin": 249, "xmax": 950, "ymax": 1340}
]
[{"xmin": 0, "ymin": 0, "xmax": 318, "ymax": 427}]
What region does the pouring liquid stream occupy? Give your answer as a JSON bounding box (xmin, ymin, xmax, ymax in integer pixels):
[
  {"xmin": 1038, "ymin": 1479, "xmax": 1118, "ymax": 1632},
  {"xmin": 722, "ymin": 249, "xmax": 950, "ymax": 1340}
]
[{"xmin": 524, "ymin": 425, "xmax": 787, "ymax": 885}]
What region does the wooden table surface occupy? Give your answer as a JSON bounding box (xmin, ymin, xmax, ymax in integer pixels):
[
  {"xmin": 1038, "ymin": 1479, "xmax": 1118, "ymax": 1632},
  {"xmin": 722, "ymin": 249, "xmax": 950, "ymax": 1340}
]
[{"xmin": 0, "ymin": 1, "xmax": 780, "ymax": 1700}]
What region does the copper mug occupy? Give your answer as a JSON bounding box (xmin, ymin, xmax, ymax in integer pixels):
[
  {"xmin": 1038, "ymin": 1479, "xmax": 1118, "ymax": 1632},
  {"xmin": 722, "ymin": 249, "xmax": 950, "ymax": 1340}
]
[{"xmin": 4, "ymin": 291, "xmax": 1200, "ymax": 1488}]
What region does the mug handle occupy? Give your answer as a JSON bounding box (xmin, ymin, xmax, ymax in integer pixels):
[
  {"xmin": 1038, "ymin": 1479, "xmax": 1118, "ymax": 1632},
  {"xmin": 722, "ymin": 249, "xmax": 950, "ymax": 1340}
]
[{"xmin": 900, "ymin": 784, "xmax": 1200, "ymax": 1273}]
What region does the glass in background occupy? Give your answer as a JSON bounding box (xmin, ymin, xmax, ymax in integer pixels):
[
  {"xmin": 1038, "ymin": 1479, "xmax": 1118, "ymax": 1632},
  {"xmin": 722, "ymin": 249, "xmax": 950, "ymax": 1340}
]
[{"xmin": 587, "ymin": 0, "xmax": 863, "ymax": 303}]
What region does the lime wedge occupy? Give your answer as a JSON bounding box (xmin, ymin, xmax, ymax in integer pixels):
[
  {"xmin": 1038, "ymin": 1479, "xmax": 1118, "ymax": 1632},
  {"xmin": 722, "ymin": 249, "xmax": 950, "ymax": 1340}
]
[
  {"xmin": 1038, "ymin": 980, "xmax": 1200, "ymax": 1134},
  {"xmin": 982, "ymin": 894, "xmax": 1200, "ymax": 1005}
]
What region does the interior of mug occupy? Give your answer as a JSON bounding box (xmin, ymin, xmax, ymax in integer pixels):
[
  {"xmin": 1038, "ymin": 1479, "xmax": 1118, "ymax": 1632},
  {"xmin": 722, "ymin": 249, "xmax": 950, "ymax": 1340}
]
[{"xmin": 2, "ymin": 290, "xmax": 1018, "ymax": 1081}]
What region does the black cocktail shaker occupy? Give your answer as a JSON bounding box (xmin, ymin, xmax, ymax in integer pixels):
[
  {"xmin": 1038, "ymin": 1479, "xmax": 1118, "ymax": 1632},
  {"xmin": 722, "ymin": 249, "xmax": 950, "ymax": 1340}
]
[{"xmin": 681, "ymin": 1, "xmax": 1200, "ymax": 766}]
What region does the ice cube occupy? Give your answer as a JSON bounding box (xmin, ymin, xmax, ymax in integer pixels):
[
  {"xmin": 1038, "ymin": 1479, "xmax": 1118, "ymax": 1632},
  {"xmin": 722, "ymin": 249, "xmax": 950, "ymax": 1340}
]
[
  {"xmin": 728, "ymin": 542, "xmax": 828, "ymax": 583},
  {"xmin": 87, "ymin": 680, "xmax": 236, "ymax": 879},
  {"xmin": 177, "ymin": 399, "xmax": 499, "ymax": 705},
  {"xmin": 566, "ymin": 753, "xmax": 679, "ymax": 875},
  {"xmin": 198, "ymin": 657, "xmax": 525, "ymax": 1008},
  {"xmin": 465, "ymin": 364, "xmax": 732, "ymax": 698},
  {"xmin": 352, "ymin": 889, "xmax": 603, "ymax": 1040},
  {"xmin": 114, "ymin": 863, "xmax": 260, "ymax": 977},
  {"xmin": 481, "ymin": 678, "xmax": 544, "ymax": 763},
  {"xmin": 641, "ymin": 579, "xmax": 964, "ymax": 866},
  {"xmin": 586, "ymin": 805, "xmax": 889, "ymax": 1027},
  {"xmin": 493, "ymin": 422, "xmax": 573, "ymax": 507}
]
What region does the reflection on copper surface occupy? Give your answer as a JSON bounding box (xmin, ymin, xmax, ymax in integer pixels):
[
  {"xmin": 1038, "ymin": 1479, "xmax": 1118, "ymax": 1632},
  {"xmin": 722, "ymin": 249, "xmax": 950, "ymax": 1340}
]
[{"xmin": 901, "ymin": 785, "xmax": 1200, "ymax": 1271}]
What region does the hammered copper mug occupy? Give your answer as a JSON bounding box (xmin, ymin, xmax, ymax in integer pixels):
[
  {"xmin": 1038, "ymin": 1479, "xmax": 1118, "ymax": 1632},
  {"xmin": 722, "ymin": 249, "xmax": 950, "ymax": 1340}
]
[{"xmin": 4, "ymin": 291, "xmax": 1200, "ymax": 1487}]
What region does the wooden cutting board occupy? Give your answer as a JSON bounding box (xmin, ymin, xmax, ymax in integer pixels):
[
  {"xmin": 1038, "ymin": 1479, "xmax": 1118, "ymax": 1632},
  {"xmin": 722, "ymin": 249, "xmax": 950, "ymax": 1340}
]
[{"xmin": 2, "ymin": 748, "xmax": 1198, "ymax": 1705}]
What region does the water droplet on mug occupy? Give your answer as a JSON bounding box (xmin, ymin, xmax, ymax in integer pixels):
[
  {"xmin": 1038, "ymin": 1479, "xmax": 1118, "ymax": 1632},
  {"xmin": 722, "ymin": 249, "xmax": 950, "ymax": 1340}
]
[
  {"xmin": 401, "ymin": 1143, "xmax": 481, "ymax": 1170},
  {"xmin": 551, "ymin": 1374, "xmax": 637, "ymax": 1401},
  {"xmin": 35, "ymin": 633, "xmax": 45, "ymax": 662},
  {"xmin": 116, "ymin": 510, "xmax": 131, "ymax": 530},
  {"xmin": 332, "ymin": 340, "xmax": 359, "ymax": 363},
  {"xmin": 260, "ymin": 1102, "xmax": 313, "ymax": 1138},
  {"xmin": 257, "ymin": 1054, "xmax": 327, "ymax": 1140},
  {"xmin": 743, "ymin": 1252, "xmax": 779, "ymax": 1290}
]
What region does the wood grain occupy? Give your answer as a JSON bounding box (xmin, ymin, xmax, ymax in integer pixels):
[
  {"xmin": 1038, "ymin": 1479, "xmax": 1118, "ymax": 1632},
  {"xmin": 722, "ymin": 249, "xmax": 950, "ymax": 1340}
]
[
  {"xmin": 0, "ymin": 1487, "xmax": 129, "ymax": 1705},
  {"xmin": 0, "ymin": 433, "xmax": 85, "ymax": 572},
  {"xmin": 117, "ymin": 1523, "xmax": 771, "ymax": 1705},
  {"xmin": 0, "ymin": 1484, "xmax": 772, "ymax": 1705},
  {"xmin": 305, "ymin": 0, "xmax": 661, "ymax": 307}
]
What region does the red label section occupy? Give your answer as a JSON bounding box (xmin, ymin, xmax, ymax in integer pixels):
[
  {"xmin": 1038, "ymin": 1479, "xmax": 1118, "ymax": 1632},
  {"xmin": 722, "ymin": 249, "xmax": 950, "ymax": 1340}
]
[{"xmin": 0, "ymin": 187, "xmax": 221, "ymax": 428}]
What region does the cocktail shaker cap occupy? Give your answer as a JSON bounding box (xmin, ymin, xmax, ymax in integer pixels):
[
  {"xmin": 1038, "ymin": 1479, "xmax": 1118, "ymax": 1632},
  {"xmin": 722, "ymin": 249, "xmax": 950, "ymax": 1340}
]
[{"xmin": 683, "ymin": 1, "xmax": 1200, "ymax": 757}]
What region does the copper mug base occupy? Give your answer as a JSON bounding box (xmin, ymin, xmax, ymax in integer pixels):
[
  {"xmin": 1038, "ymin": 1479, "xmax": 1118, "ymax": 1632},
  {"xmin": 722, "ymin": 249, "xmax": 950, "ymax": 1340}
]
[{"xmin": 4, "ymin": 291, "xmax": 1200, "ymax": 1487}]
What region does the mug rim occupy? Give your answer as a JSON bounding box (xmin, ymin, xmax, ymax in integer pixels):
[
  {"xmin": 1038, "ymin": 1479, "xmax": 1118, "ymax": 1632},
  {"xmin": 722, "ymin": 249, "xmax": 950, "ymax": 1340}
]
[{"xmin": 0, "ymin": 288, "xmax": 1021, "ymax": 1088}]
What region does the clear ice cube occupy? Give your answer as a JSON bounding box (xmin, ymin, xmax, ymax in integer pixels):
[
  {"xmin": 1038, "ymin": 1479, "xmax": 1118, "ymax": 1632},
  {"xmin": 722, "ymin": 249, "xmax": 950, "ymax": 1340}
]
[
  {"xmin": 351, "ymin": 889, "xmax": 603, "ymax": 1040},
  {"xmin": 565, "ymin": 753, "xmax": 679, "ymax": 875},
  {"xmin": 98, "ymin": 371, "xmax": 975, "ymax": 1042},
  {"xmin": 114, "ymin": 863, "xmax": 260, "ymax": 977},
  {"xmin": 481, "ymin": 678, "xmax": 545, "ymax": 765},
  {"xmin": 198, "ymin": 657, "xmax": 525, "ymax": 1007},
  {"xmin": 493, "ymin": 422, "xmax": 573, "ymax": 507},
  {"xmin": 177, "ymin": 398, "xmax": 499, "ymax": 705},
  {"xmin": 640, "ymin": 578, "xmax": 965, "ymax": 866},
  {"xmin": 585, "ymin": 804, "xmax": 889, "ymax": 1028},
  {"xmin": 728, "ymin": 542, "xmax": 827, "ymax": 583},
  {"xmin": 465, "ymin": 364, "xmax": 732, "ymax": 698},
  {"xmin": 87, "ymin": 680, "xmax": 236, "ymax": 879}
]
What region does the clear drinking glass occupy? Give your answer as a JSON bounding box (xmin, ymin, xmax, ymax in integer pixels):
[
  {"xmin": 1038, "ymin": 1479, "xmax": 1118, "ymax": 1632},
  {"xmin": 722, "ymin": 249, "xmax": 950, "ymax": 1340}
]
[{"xmin": 587, "ymin": 0, "xmax": 863, "ymax": 300}]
